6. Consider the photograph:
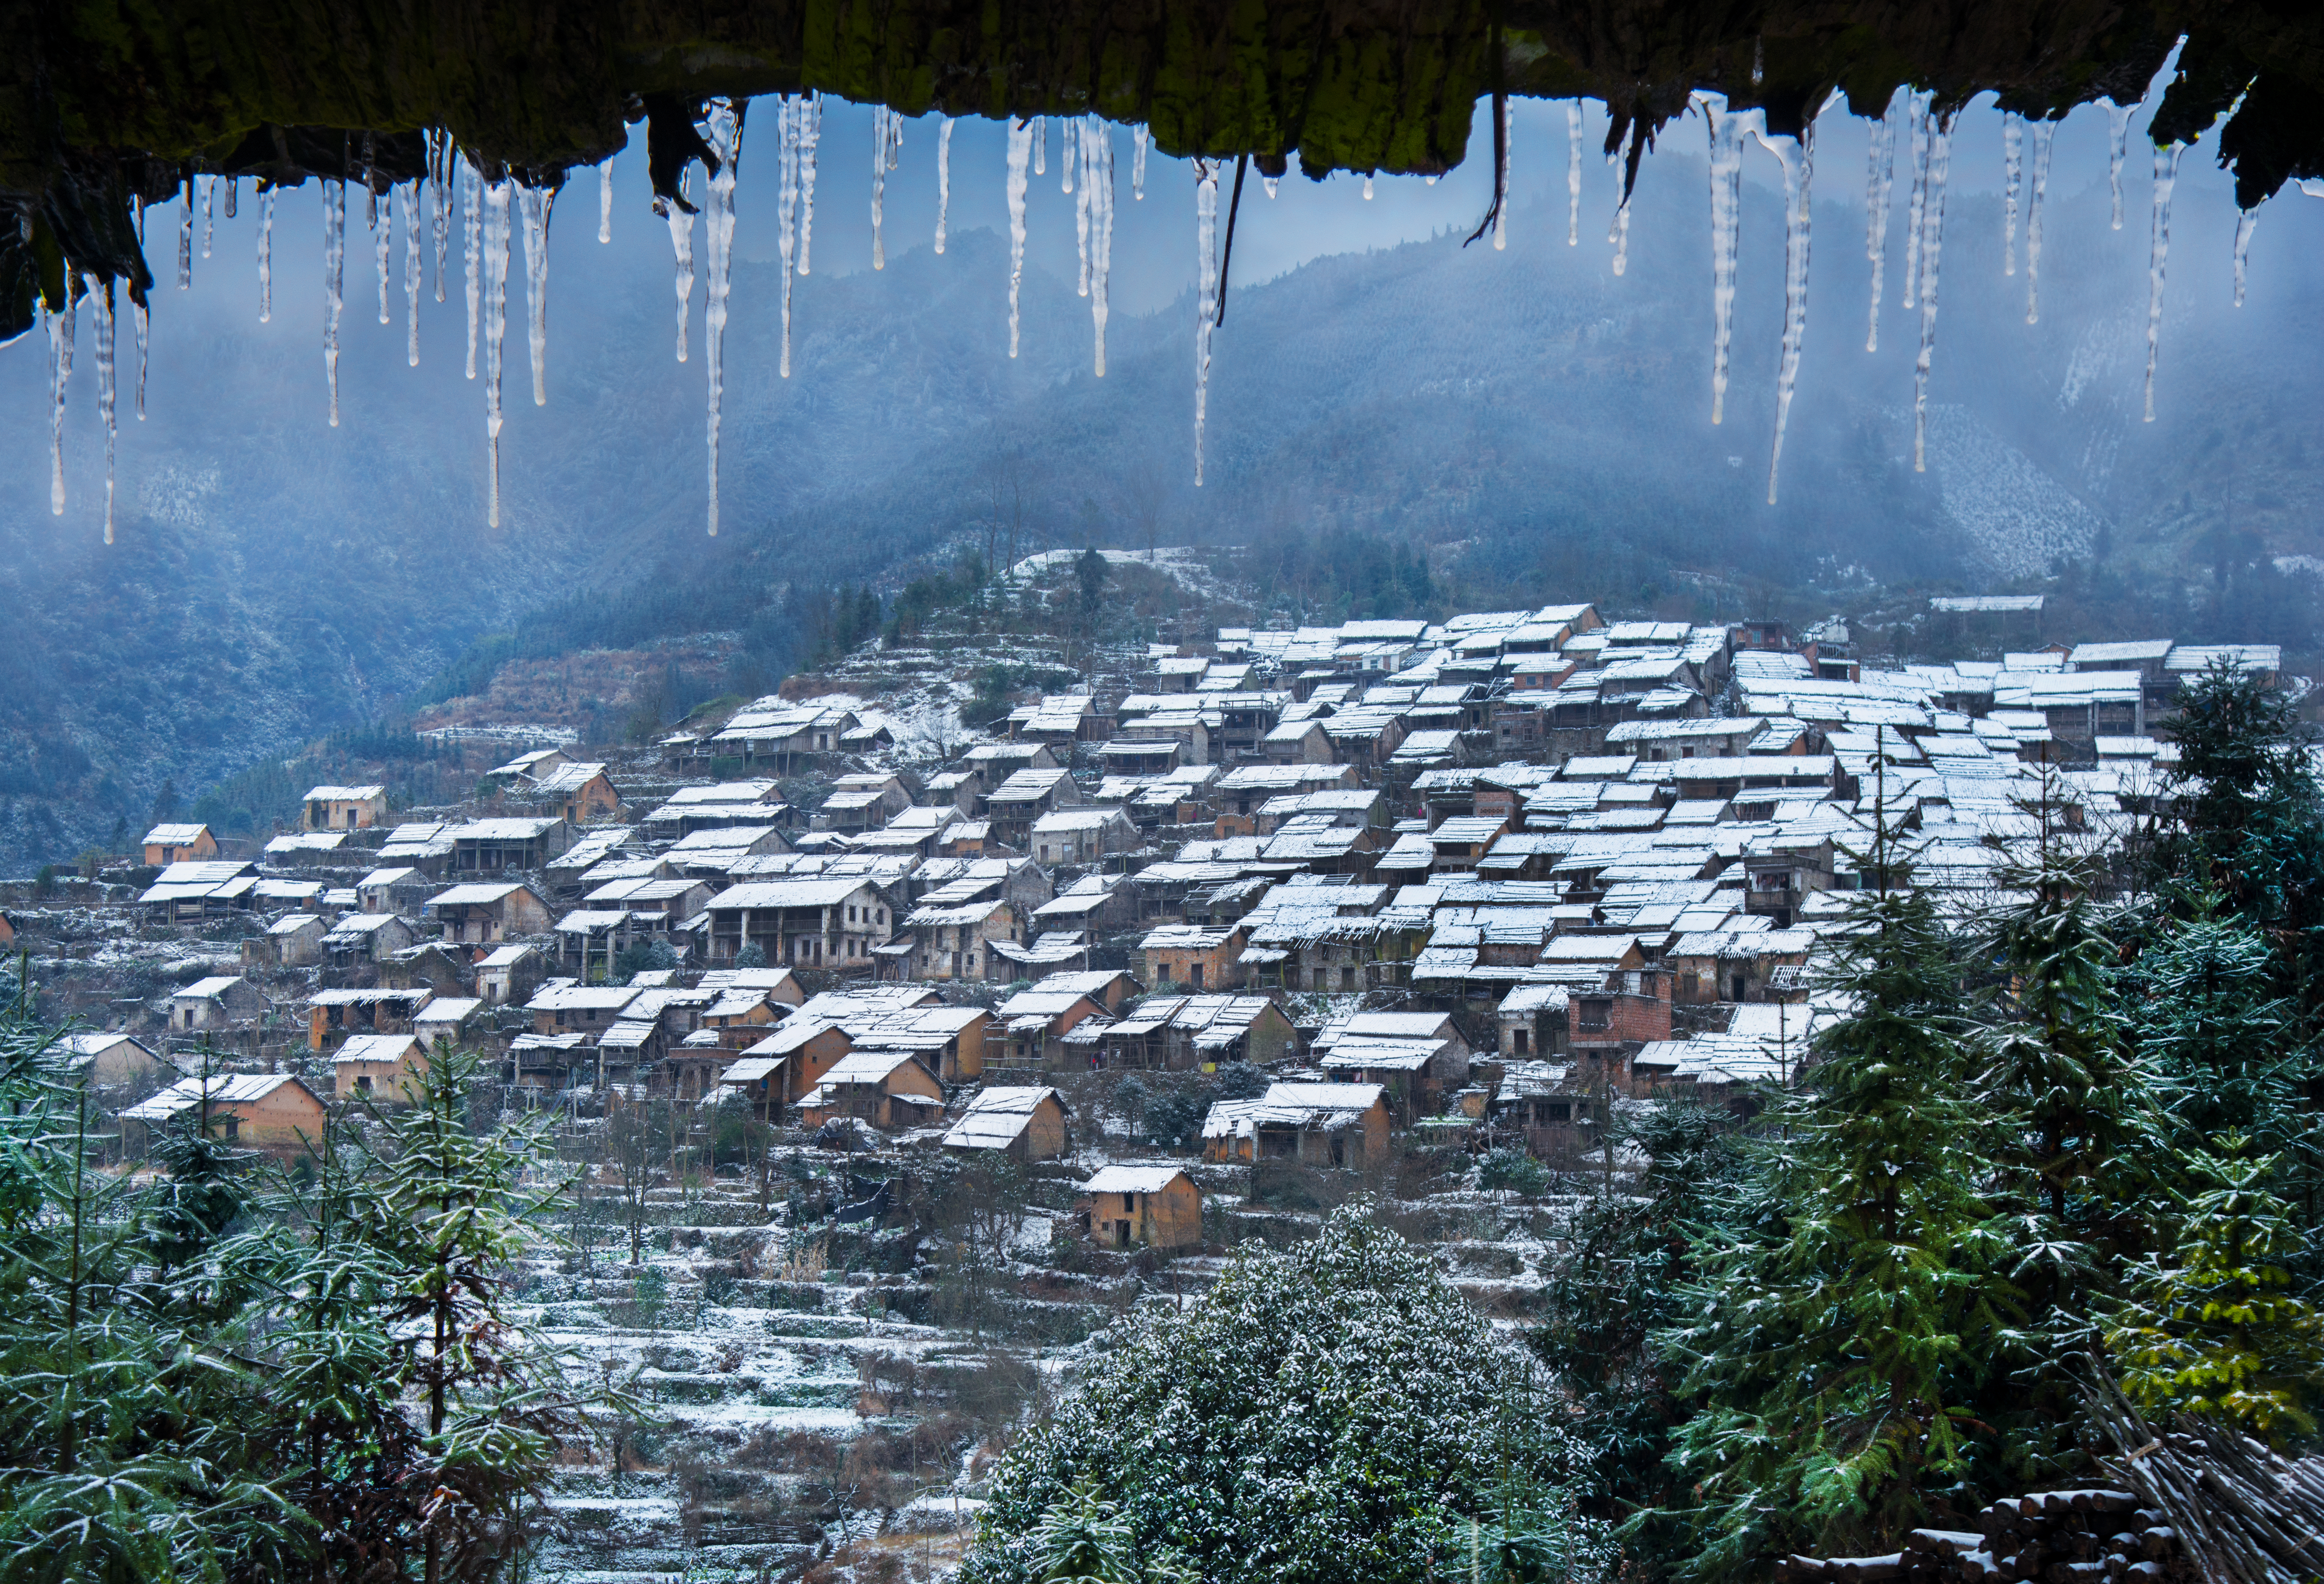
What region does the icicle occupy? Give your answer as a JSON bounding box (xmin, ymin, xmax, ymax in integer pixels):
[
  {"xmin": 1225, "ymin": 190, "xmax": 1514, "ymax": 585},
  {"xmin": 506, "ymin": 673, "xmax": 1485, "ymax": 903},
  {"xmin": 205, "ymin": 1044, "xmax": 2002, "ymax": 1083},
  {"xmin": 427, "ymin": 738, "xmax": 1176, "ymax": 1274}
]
[
  {"xmin": 2106, "ymin": 101, "xmax": 2132, "ymax": 229},
  {"xmin": 324, "ymin": 178, "xmax": 345, "ymax": 427},
  {"xmin": 1363, "ymin": 174, "xmax": 1374, "ymax": 200},
  {"xmin": 133, "ymin": 296, "xmax": 148, "ymax": 420},
  {"xmin": 431, "ymin": 132, "xmax": 451, "ymax": 302},
  {"xmin": 1035, "ymin": 116, "xmax": 1046, "ymax": 178},
  {"xmin": 935, "ymin": 116, "xmax": 954, "ymax": 252},
  {"xmin": 201, "ymin": 174, "xmax": 216, "ymax": 257},
  {"xmin": 1902, "ymin": 90, "xmax": 1932, "ymax": 308},
  {"xmin": 2143, "ymin": 142, "xmax": 2179, "ymax": 423},
  {"xmin": 1074, "ymin": 119, "xmax": 1092, "ymax": 296},
  {"xmin": 2232, "ymin": 208, "xmax": 2258, "ymax": 307},
  {"xmin": 1755, "ymin": 123, "xmax": 1817, "ymax": 505},
  {"xmin": 1566, "ymin": 101, "xmax": 1583, "ymax": 246},
  {"xmin": 47, "ymin": 294, "xmax": 74, "ymax": 515},
  {"xmin": 872, "ymin": 106, "xmax": 889, "ymax": 270},
  {"xmin": 1494, "ymin": 94, "xmax": 1513, "ymax": 249},
  {"xmin": 1912, "ymin": 119, "xmax": 1951, "ymax": 471},
  {"xmin": 1088, "ymin": 120, "xmax": 1113, "ymax": 375},
  {"xmin": 1194, "ymin": 159, "xmax": 1219, "ymax": 486},
  {"xmin": 778, "ymin": 96, "xmax": 800, "ymax": 377},
  {"xmin": 797, "ymin": 94, "xmax": 821, "ymax": 275},
  {"xmin": 2002, "ymin": 111, "xmax": 2022, "ymax": 275},
  {"xmin": 1865, "ymin": 89, "xmax": 1898, "ymax": 352},
  {"xmin": 1063, "ymin": 116, "xmax": 1076, "ymax": 195},
  {"xmin": 88, "ymin": 277, "xmax": 116, "ymax": 543},
  {"xmin": 225, "ymin": 177, "xmax": 237, "ymax": 220},
  {"xmin": 2025, "ymin": 120, "xmax": 2053, "ymax": 324},
  {"xmin": 520, "ymin": 184, "xmax": 553, "ymax": 405},
  {"xmin": 704, "ymin": 99, "xmax": 740, "ymax": 537},
  {"xmin": 463, "ymin": 160, "xmax": 482, "ymax": 377},
  {"xmin": 1610, "ymin": 193, "xmax": 1631, "ymax": 274},
  {"xmin": 402, "ymin": 181, "xmax": 422, "ymax": 366},
  {"xmin": 258, "ymin": 186, "xmax": 275, "ymax": 323},
  {"xmin": 1133, "ymin": 126, "xmax": 1149, "ymax": 199},
  {"xmin": 665, "ymin": 170, "xmax": 695, "ymax": 362},
  {"xmin": 376, "ymin": 179, "xmax": 393, "ymax": 325},
  {"xmin": 1007, "ymin": 118, "xmax": 1031, "ymax": 356},
  {"xmin": 599, "ymin": 158, "xmax": 614, "ymax": 243},
  {"xmin": 179, "ymin": 180, "xmax": 193, "ymax": 289},
  {"xmin": 484, "ymin": 177, "xmax": 510, "ymax": 525},
  {"xmin": 1704, "ymin": 98, "xmax": 1748, "ymax": 424},
  {"xmin": 1264, "ymin": 177, "xmax": 1279, "ymax": 199}
]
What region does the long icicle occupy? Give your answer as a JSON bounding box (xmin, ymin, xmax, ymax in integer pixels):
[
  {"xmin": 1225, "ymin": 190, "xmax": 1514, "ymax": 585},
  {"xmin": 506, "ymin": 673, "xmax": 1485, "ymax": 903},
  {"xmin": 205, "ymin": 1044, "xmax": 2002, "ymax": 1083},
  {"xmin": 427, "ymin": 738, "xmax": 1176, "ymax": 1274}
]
[
  {"xmin": 1006, "ymin": 118, "xmax": 1031, "ymax": 356},
  {"xmin": 2143, "ymin": 141, "xmax": 2180, "ymax": 422},
  {"xmin": 225, "ymin": 176, "xmax": 236, "ymax": 220},
  {"xmin": 872, "ymin": 107, "xmax": 889, "ymax": 270},
  {"xmin": 520, "ymin": 183, "xmax": 554, "ymax": 405},
  {"xmin": 258, "ymin": 185, "xmax": 275, "ymax": 322},
  {"xmin": 484, "ymin": 177, "xmax": 510, "ymax": 524},
  {"xmin": 1566, "ymin": 101, "xmax": 1583, "ymax": 245},
  {"xmin": 2106, "ymin": 102, "xmax": 2132, "ymax": 229},
  {"xmin": 324, "ymin": 178, "xmax": 345, "ymax": 427},
  {"xmin": 1035, "ymin": 115, "xmax": 1046, "ymax": 178},
  {"xmin": 1494, "ymin": 94, "xmax": 1513, "ymax": 249},
  {"xmin": 89, "ymin": 277, "xmax": 116, "ymax": 543},
  {"xmin": 133, "ymin": 294, "xmax": 148, "ymax": 419},
  {"xmin": 2002, "ymin": 111, "xmax": 2023, "ymax": 275},
  {"xmin": 1089, "ymin": 119, "xmax": 1114, "ymax": 375},
  {"xmin": 1074, "ymin": 116, "xmax": 1092, "ymax": 297},
  {"xmin": 1705, "ymin": 98, "xmax": 1747, "ymax": 424},
  {"xmin": 1133, "ymin": 126, "xmax": 1148, "ymax": 199},
  {"xmin": 1912, "ymin": 116, "xmax": 1952, "ymax": 471},
  {"xmin": 179, "ymin": 177, "xmax": 193, "ymax": 289},
  {"xmin": 798, "ymin": 94, "xmax": 821, "ymax": 275},
  {"xmin": 1757, "ymin": 120, "xmax": 1817, "ymax": 505},
  {"xmin": 778, "ymin": 95, "xmax": 799, "ymax": 377},
  {"xmin": 402, "ymin": 180, "xmax": 422, "ymax": 365},
  {"xmin": 1902, "ymin": 90, "xmax": 1932, "ymax": 308},
  {"xmin": 665, "ymin": 169, "xmax": 695, "ymax": 362},
  {"xmin": 599, "ymin": 158, "xmax": 614, "ymax": 243},
  {"xmin": 2233, "ymin": 208, "xmax": 2259, "ymax": 307},
  {"xmin": 375, "ymin": 177, "xmax": 392, "ymax": 325},
  {"xmin": 463, "ymin": 160, "xmax": 482, "ymax": 377},
  {"xmin": 431, "ymin": 131, "xmax": 451, "ymax": 302},
  {"xmin": 1194, "ymin": 159, "xmax": 1219, "ymax": 486},
  {"xmin": 1865, "ymin": 88, "xmax": 1898, "ymax": 352},
  {"xmin": 704, "ymin": 99, "xmax": 740, "ymax": 536},
  {"xmin": 48, "ymin": 294, "xmax": 74, "ymax": 515},
  {"xmin": 935, "ymin": 116, "xmax": 954, "ymax": 252},
  {"xmin": 201, "ymin": 174, "xmax": 216, "ymax": 258},
  {"xmin": 2025, "ymin": 120, "xmax": 2054, "ymax": 324}
]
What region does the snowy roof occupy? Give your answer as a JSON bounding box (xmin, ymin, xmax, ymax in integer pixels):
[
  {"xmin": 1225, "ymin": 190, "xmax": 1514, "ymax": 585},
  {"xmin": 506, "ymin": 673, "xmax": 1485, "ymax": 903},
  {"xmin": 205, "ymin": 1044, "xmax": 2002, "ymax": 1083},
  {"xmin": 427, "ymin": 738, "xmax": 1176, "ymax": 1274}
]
[
  {"xmin": 427, "ymin": 882, "xmax": 538, "ymax": 908},
  {"xmin": 144, "ymin": 823, "xmax": 209, "ymax": 845},
  {"xmin": 943, "ymin": 1085, "xmax": 1067, "ymax": 1149},
  {"xmin": 122, "ymin": 1074, "xmax": 317, "ymax": 1121},
  {"xmin": 334, "ymin": 1034, "xmax": 421, "ymax": 1065},
  {"xmin": 305, "ymin": 784, "xmax": 385, "ymax": 801},
  {"xmin": 1083, "ymin": 1166, "xmax": 1190, "ymax": 1196},
  {"xmin": 173, "ymin": 976, "xmax": 248, "ymax": 1000}
]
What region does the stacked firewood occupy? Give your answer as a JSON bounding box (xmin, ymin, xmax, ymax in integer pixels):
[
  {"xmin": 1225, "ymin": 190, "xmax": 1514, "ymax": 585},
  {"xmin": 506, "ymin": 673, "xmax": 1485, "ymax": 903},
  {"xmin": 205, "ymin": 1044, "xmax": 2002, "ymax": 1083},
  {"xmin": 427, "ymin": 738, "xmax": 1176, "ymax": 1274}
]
[
  {"xmin": 1772, "ymin": 1489, "xmax": 2192, "ymax": 1582},
  {"xmin": 2084, "ymin": 1389, "xmax": 2324, "ymax": 1584}
]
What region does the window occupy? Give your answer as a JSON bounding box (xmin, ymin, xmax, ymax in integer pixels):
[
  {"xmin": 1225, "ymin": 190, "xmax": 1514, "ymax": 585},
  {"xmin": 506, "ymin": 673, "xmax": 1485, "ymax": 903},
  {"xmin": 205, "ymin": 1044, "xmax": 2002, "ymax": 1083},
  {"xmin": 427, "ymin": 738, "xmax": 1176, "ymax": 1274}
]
[
  {"xmin": 847, "ymin": 906, "xmax": 856, "ymax": 922},
  {"xmin": 1512, "ymin": 1028, "xmax": 1529, "ymax": 1054},
  {"xmin": 1578, "ymin": 999, "xmax": 1612, "ymax": 1032},
  {"xmin": 1189, "ymin": 962, "xmax": 1204, "ymax": 989}
]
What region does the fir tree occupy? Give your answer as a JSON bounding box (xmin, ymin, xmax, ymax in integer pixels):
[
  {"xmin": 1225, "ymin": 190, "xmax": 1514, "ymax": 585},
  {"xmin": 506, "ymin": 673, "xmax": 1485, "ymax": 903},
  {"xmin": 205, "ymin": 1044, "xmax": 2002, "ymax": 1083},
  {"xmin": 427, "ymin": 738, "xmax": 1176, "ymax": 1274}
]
[{"xmin": 1661, "ymin": 884, "xmax": 2017, "ymax": 1573}]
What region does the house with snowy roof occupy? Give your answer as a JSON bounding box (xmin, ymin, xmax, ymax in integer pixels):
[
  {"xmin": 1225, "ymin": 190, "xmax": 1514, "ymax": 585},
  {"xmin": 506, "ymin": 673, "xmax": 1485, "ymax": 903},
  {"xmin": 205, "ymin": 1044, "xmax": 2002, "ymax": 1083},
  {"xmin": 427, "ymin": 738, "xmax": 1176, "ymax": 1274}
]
[
  {"xmin": 332, "ymin": 1033, "xmax": 426, "ymax": 1100},
  {"xmin": 303, "ymin": 785, "xmax": 388, "ymax": 832},
  {"xmin": 169, "ymin": 975, "xmax": 267, "ymax": 1034},
  {"xmin": 122, "ymin": 1074, "xmax": 328, "ymax": 1158},
  {"xmin": 142, "ymin": 822, "xmax": 217, "ymax": 865},
  {"xmin": 1201, "ymin": 1081, "xmax": 1390, "ymax": 1170},
  {"xmin": 1081, "ymin": 1166, "xmax": 1200, "ymax": 1251},
  {"xmin": 797, "ymin": 1048, "xmax": 946, "ymax": 1132},
  {"xmin": 943, "ymin": 1085, "xmax": 1072, "ymax": 1161}
]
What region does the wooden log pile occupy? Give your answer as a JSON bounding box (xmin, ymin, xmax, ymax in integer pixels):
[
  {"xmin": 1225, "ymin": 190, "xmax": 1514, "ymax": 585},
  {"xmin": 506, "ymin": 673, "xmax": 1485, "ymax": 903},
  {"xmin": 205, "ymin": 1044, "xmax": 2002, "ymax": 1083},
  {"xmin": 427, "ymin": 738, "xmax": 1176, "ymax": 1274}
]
[
  {"xmin": 2085, "ymin": 1387, "xmax": 2324, "ymax": 1584},
  {"xmin": 1772, "ymin": 1490, "xmax": 2193, "ymax": 1583}
]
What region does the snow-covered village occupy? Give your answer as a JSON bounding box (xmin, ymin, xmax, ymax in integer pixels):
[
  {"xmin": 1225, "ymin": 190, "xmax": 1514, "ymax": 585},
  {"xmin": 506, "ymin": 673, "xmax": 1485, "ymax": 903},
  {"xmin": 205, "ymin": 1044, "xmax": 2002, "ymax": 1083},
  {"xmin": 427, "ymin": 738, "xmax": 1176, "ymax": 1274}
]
[{"xmin": 4, "ymin": 546, "xmax": 2316, "ymax": 1582}]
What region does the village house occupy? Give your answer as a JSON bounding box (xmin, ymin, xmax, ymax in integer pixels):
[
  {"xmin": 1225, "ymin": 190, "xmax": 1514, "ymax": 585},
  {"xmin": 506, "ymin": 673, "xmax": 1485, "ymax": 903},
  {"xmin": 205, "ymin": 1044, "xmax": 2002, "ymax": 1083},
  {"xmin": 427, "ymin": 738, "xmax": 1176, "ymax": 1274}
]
[
  {"xmin": 895, "ymin": 896, "xmax": 1021, "ymax": 982},
  {"xmin": 1098, "ymin": 994, "xmax": 1298, "ymax": 1072},
  {"xmin": 142, "ymin": 823, "xmax": 217, "ymax": 865},
  {"xmin": 1315, "ymin": 1011, "xmax": 1473, "ymax": 1120},
  {"xmin": 306, "ymin": 987, "xmax": 432, "ymax": 1050},
  {"xmin": 122, "ymin": 1074, "xmax": 330, "ymax": 1158},
  {"xmin": 1666, "ymin": 927, "xmax": 1818, "ymax": 1005},
  {"xmin": 426, "ymin": 882, "xmax": 553, "ymax": 946},
  {"xmin": 245, "ymin": 912, "xmax": 327, "ymax": 969},
  {"xmin": 325, "ymin": 910, "xmax": 417, "ymax": 966},
  {"xmin": 843, "ymin": 1005, "xmax": 994, "ymax": 1083},
  {"xmin": 704, "ymin": 877, "xmax": 891, "ymax": 969},
  {"xmin": 357, "ymin": 866, "xmax": 435, "ymax": 916},
  {"xmin": 476, "ymin": 943, "xmax": 548, "ymax": 1005},
  {"xmin": 60, "ymin": 1032, "xmax": 176, "ymax": 1095},
  {"xmin": 522, "ymin": 761, "xmax": 623, "ymax": 825},
  {"xmin": 333, "ymin": 1033, "xmax": 426, "ymax": 1100},
  {"xmin": 984, "ymin": 767, "xmax": 1083, "ymax": 851},
  {"xmin": 381, "ymin": 943, "xmax": 473, "ymax": 998},
  {"xmin": 1139, "ymin": 923, "xmax": 1248, "ymax": 992},
  {"xmin": 1030, "ymin": 806, "xmax": 1140, "ymax": 867},
  {"xmin": 1201, "ymin": 1081, "xmax": 1391, "ymax": 1170},
  {"xmin": 943, "ymin": 1085, "xmax": 1072, "ymax": 1162},
  {"xmin": 527, "ymin": 983, "xmax": 642, "ymax": 1037},
  {"xmin": 815, "ymin": 772, "xmax": 913, "ymax": 834},
  {"xmin": 413, "ymin": 995, "xmax": 487, "ymax": 1049},
  {"xmin": 170, "ymin": 975, "xmax": 267, "ymax": 1034},
  {"xmin": 448, "ymin": 817, "xmax": 572, "ymax": 873},
  {"xmin": 303, "ymin": 785, "xmax": 389, "ymax": 831},
  {"xmin": 798, "ymin": 1049, "xmax": 946, "ymax": 1132},
  {"xmin": 989, "ymin": 981, "xmax": 1111, "ymax": 1071},
  {"xmin": 1081, "ymin": 1166, "xmax": 1201, "ymax": 1251}
]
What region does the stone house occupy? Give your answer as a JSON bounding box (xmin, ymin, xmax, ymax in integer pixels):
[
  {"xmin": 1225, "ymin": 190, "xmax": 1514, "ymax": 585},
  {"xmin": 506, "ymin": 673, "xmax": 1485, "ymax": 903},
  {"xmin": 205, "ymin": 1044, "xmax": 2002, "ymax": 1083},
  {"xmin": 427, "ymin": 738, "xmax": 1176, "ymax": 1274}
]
[
  {"xmin": 477, "ymin": 944, "xmax": 548, "ymax": 1005},
  {"xmin": 896, "ymin": 897, "xmax": 1021, "ymax": 982},
  {"xmin": 325, "ymin": 911, "xmax": 417, "ymax": 966},
  {"xmin": 246, "ymin": 913, "xmax": 327, "ymax": 969},
  {"xmin": 427, "ymin": 883, "xmax": 553, "ymax": 946},
  {"xmin": 1031, "ymin": 807, "xmax": 1140, "ymax": 867},
  {"xmin": 169, "ymin": 976, "xmax": 267, "ymax": 1033},
  {"xmin": 60, "ymin": 1032, "xmax": 176, "ymax": 1095},
  {"xmin": 1139, "ymin": 923, "xmax": 1248, "ymax": 993}
]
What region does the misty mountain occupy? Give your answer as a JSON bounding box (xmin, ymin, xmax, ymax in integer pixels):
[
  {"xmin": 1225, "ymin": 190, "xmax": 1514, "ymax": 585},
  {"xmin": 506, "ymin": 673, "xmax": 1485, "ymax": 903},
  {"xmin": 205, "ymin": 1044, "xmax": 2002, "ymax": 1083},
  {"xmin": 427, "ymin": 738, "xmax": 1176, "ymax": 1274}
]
[{"xmin": 1, "ymin": 148, "xmax": 2320, "ymax": 873}]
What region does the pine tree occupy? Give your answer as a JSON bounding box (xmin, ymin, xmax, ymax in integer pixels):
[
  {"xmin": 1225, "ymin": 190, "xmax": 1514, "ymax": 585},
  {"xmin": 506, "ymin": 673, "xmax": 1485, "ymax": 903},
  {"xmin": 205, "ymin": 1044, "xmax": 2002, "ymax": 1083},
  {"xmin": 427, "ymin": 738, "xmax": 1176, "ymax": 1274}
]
[
  {"xmin": 2105, "ymin": 1136, "xmax": 2324, "ymax": 1444},
  {"xmin": 1661, "ymin": 885, "xmax": 2017, "ymax": 1573}
]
